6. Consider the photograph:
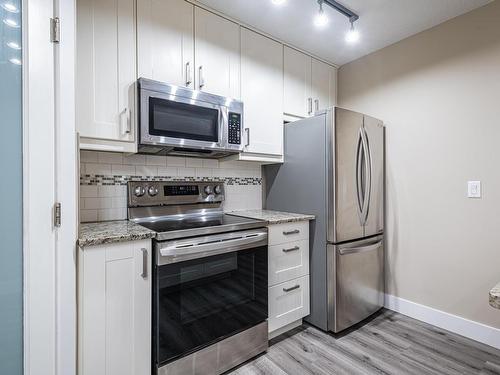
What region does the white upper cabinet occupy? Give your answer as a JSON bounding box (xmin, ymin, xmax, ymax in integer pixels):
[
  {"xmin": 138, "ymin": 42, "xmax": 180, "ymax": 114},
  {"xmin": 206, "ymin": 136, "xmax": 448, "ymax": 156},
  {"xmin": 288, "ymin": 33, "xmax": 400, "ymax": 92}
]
[
  {"xmin": 240, "ymin": 28, "xmax": 283, "ymax": 158},
  {"xmin": 76, "ymin": 0, "xmax": 136, "ymax": 150},
  {"xmin": 284, "ymin": 46, "xmax": 312, "ymax": 118},
  {"xmin": 194, "ymin": 8, "xmax": 240, "ymax": 99},
  {"xmin": 137, "ymin": 0, "xmax": 194, "ymax": 88},
  {"xmin": 311, "ymin": 58, "xmax": 337, "ymax": 112}
]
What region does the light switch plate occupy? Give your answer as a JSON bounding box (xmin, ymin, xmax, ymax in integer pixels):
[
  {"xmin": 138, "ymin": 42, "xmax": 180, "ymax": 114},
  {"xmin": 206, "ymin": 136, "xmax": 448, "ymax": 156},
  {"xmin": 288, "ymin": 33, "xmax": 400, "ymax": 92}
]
[{"xmin": 467, "ymin": 181, "xmax": 481, "ymax": 198}]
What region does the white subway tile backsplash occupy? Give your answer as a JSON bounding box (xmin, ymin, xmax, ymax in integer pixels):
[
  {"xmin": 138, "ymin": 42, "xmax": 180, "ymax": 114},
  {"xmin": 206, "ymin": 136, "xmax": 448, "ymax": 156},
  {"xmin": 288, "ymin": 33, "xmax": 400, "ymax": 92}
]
[
  {"xmin": 202, "ymin": 158, "xmax": 219, "ymax": 168},
  {"xmin": 123, "ymin": 154, "xmax": 146, "ymax": 165},
  {"xmin": 98, "ymin": 151, "xmax": 123, "ymax": 164},
  {"xmin": 166, "ymin": 156, "xmax": 185, "ymax": 167},
  {"xmin": 80, "ymin": 185, "xmax": 98, "ymax": 198},
  {"xmin": 98, "ymin": 185, "xmax": 120, "ymax": 197},
  {"xmin": 80, "ymin": 209, "xmax": 98, "ymax": 223},
  {"xmin": 146, "ymin": 155, "xmax": 167, "ymax": 166},
  {"xmin": 135, "ymin": 165, "xmax": 158, "ymax": 176},
  {"xmin": 80, "ymin": 150, "xmax": 98, "ymax": 163},
  {"xmin": 186, "ymin": 158, "xmax": 203, "ymax": 168},
  {"xmin": 79, "ymin": 151, "xmax": 263, "ymax": 223},
  {"xmin": 111, "ymin": 164, "xmax": 135, "ymax": 175},
  {"xmin": 85, "ymin": 163, "xmax": 112, "ymax": 175},
  {"xmin": 157, "ymin": 167, "xmax": 178, "ymax": 176},
  {"xmin": 177, "ymin": 167, "xmax": 196, "ymax": 177}
]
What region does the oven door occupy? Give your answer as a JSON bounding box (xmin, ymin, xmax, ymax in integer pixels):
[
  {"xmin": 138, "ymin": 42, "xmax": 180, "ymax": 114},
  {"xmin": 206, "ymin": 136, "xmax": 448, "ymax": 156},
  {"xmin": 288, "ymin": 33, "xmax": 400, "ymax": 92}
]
[
  {"xmin": 153, "ymin": 229, "xmax": 268, "ymax": 369},
  {"xmin": 140, "ymin": 88, "xmax": 227, "ymax": 151}
]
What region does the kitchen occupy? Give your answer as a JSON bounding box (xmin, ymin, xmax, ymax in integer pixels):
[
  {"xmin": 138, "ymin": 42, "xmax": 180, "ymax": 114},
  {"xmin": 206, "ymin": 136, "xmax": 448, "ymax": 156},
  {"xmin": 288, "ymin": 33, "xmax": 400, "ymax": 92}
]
[{"xmin": 2, "ymin": 0, "xmax": 500, "ymax": 374}]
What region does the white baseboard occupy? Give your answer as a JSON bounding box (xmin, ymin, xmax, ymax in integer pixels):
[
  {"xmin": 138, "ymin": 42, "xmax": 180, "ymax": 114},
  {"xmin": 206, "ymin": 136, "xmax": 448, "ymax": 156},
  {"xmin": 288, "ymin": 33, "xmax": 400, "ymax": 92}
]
[{"xmin": 385, "ymin": 294, "xmax": 500, "ymax": 350}]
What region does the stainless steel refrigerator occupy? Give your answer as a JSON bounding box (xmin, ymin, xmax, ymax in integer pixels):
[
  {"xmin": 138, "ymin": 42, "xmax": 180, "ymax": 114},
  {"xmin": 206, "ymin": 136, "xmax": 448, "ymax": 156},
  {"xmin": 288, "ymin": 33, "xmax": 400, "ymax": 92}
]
[{"xmin": 265, "ymin": 107, "xmax": 385, "ymax": 333}]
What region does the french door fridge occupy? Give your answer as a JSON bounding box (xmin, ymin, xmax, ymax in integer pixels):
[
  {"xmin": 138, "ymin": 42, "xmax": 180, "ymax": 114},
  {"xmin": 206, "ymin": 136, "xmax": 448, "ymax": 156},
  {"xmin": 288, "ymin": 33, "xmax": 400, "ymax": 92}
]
[{"xmin": 265, "ymin": 107, "xmax": 385, "ymax": 332}]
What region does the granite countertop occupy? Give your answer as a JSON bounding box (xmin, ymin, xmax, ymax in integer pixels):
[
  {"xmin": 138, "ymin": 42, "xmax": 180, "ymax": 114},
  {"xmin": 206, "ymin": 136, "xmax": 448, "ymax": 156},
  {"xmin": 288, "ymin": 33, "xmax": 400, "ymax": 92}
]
[
  {"xmin": 78, "ymin": 220, "xmax": 156, "ymax": 247},
  {"xmin": 229, "ymin": 209, "xmax": 315, "ymax": 225},
  {"xmin": 490, "ymin": 282, "xmax": 500, "ymax": 310}
]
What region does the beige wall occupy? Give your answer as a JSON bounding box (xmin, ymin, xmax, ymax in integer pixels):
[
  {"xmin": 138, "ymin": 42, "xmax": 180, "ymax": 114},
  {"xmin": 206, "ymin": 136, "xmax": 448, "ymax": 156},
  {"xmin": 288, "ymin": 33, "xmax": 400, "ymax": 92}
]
[{"xmin": 338, "ymin": 1, "xmax": 500, "ymax": 328}]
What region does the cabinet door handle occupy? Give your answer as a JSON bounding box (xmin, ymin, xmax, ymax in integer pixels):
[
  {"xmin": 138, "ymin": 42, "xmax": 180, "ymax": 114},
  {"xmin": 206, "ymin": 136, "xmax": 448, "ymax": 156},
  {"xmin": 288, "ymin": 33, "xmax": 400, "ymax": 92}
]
[
  {"xmin": 282, "ymin": 246, "xmax": 300, "ymax": 253},
  {"xmin": 141, "ymin": 248, "xmax": 148, "ymax": 279},
  {"xmin": 314, "ymin": 99, "xmax": 319, "ymax": 112},
  {"xmin": 283, "ymin": 229, "xmax": 299, "ymax": 235},
  {"xmin": 283, "ymin": 285, "xmax": 300, "ymax": 293},
  {"xmin": 245, "ymin": 128, "xmax": 250, "ymax": 147},
  {"xmin": 308, "ymin": 97, "xmax": 313, "ymax": 115},
  {"xmin": 120, "ymin": 107, "xmax": 131, "ymax": 135},
  {"xmin": 185, "ymin": 62, "xmax": 192, "ymax": 86},
  {"xmin": 198, "ymin": 66, "xmax": 205, "ymax": 89}
]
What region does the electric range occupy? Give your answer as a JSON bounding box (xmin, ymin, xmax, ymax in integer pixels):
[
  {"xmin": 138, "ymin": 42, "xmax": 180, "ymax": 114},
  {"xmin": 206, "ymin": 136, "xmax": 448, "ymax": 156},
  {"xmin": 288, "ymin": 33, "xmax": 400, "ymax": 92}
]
[{"xmin": 127, "ymin": 180, "xmax": 269, "ymax": 375}]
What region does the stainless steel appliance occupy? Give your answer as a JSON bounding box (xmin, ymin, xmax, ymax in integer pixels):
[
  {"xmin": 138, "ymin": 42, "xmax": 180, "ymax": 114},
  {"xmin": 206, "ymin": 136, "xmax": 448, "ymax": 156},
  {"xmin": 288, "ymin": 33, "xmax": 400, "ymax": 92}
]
[
  {"xmin": 128, "ymin": 181, "xmax": 268, "ymax": 375},
  {"xmin": 138, "ymin": 78, "xmax": 244, "ymax": 158},
  {"xmin": 265, "ymin": 107, "xmax": 385, "ymax": 333}
]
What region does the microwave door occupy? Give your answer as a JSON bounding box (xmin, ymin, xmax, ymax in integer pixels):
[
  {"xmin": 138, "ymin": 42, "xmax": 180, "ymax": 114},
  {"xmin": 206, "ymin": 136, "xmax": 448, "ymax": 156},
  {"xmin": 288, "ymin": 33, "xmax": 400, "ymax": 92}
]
[{"xmin": 140, "ymin": 89, "xmax": 224, "ymax": 150}]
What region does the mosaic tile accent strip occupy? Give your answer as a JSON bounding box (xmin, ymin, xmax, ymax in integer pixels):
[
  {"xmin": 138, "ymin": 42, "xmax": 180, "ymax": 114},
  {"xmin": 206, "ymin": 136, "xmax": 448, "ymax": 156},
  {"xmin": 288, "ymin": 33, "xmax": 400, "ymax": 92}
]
[{"xmin": 80, "ymin": 174, "xmax": 262, "ymax": 186}]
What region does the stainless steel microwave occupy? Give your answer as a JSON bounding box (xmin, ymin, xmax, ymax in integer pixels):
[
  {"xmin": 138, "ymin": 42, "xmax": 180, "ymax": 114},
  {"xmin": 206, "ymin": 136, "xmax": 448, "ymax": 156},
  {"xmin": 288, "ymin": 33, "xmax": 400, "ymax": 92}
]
[{"xmin": 138, "ymin": 78, "xmax": 244, "ymax": 158}]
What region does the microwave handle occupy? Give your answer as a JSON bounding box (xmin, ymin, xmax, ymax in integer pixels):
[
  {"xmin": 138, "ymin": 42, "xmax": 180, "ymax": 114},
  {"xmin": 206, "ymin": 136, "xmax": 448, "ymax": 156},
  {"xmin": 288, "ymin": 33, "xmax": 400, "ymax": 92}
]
[
  {"xmin": 198, "ymin": 66, "xmax": 205, "ymax": 89},
  {"xmin": 245, "ymin": 128, "xmax": 250, "ymax": 147}
]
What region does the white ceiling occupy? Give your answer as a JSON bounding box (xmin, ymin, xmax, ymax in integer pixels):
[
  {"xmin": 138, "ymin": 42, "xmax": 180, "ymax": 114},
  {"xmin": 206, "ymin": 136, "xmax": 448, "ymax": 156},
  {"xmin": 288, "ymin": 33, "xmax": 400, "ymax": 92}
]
[{"xmin": 196, "ymin": 0, "xmax": 492, "ymax": 66}]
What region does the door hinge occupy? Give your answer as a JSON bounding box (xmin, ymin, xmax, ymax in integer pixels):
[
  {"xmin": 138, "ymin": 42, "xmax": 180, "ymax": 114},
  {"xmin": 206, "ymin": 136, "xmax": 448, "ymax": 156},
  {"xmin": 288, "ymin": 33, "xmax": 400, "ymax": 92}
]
[
  {"xmin": 50, "ymin": 17, "xmax": 60, "ymax": 43},
  {"xmin": 54, "ymin": 202, "xmax": 62, "ymax": 227}
]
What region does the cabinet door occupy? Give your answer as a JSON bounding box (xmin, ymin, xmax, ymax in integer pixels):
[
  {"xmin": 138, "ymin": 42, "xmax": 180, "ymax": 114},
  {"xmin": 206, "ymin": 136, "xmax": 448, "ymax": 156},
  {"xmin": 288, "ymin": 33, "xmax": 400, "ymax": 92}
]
[
  {"xmin": 311, "ymin": 58, "xmax": 337, "ymax": 112},
  {"xmin": 76, "ymin": 0, "xmax": 136, "ymax": 142},
  {"xmin": 194, "ymin": 7, "xmax": 240, "ymax": 99},
  {"xmin": 137, "ymin": 0, "xmax": 194, "ymax": 88},
  {"xmin": 284, "ymin": 46, "xmax": 312, "ymax": 118},
  {"xmin": 79, "ymin": 240, "xmax": 151, "ymax": 375},
  {"xmin": 241, "ymin": 28, "xmax": 283, "ymax": 156}
]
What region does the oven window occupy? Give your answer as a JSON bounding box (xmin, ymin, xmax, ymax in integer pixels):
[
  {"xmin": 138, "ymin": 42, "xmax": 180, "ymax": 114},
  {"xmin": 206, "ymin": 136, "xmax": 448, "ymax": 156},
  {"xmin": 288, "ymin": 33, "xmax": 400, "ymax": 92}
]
[
  {"xmin": 149, "ymin": 97, "xmax": 219, "ymax": 142},
  {"xmin": 153, "ymin": 247, "xmax": 267, "ymax": 366}
]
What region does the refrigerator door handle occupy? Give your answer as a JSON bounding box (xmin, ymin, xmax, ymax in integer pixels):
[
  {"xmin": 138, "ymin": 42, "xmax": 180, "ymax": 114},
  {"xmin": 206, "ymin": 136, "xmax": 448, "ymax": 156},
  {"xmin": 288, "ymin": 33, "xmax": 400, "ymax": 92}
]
[
  {"xmin": 361, "ymin": 126, "xmax": 372, "ymax": 225},
  {"xmin": 338, "ymin": 240, "xmax": 382, "ymax": 255},
  {"xmin": 356, "ymin": 129, "xmax": 365, "ymax": 224}
]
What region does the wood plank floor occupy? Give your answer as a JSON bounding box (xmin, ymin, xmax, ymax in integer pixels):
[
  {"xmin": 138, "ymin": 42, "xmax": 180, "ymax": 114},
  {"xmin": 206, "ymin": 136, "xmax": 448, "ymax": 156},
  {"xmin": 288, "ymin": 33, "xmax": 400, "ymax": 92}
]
[{"xmin": 227, "ymin": 309, "xmax": 500, "ymax": 375}]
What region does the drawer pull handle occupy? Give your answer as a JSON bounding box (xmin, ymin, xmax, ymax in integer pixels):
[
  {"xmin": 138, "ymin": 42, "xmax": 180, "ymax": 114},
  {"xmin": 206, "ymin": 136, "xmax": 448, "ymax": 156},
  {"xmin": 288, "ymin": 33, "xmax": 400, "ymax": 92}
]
[
  {"xmin": 141, "ymin": 248, "xmax": 148, "ymax": 279},
  {"xmin": 283, "ymin": 285, "xmax": 300, "ymax": 293},
  {"xmin": 283, "ymin": 229, "xmax": 300, "ymax": 235},
  {"xmin": 282, "ymin": 246, "xmax": 300, "ymax": 253}
]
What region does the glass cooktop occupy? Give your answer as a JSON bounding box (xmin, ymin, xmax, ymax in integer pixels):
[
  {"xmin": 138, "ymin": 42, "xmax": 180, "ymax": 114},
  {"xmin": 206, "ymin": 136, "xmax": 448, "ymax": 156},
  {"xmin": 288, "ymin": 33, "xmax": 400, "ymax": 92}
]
[{"xmin": 135, "ymin": 213, "xmax": 266, "ymax": 241}]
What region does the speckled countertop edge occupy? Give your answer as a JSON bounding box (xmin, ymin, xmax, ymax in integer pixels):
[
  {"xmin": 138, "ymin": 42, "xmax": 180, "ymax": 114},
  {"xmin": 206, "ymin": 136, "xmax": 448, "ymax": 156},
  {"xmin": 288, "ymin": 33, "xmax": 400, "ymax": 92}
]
[
  {"xmin": 228, "ymin": 209, "xmax": 315, "ymax": 225},
  {"xmin": 490, "ymin": 282, "xmax": 500, "ymax": 310},
  {"xmin": 78, "ymin": 220, "xmax": 156, "ymax": 247}
]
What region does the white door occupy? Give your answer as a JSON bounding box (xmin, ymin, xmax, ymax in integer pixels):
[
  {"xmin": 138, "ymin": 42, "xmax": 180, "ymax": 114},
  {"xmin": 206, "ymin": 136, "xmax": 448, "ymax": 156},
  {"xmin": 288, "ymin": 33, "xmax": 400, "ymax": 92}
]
[
  {"xmin": 240, "ymin": 28, "xmax": 283, "ymax": 156},
  {"xmin": 76, "ymin": 0, "xmax": 136, "ymax": 142},
  {"xmin": 137, "ymin": 0, "xmax": 194, "ymax": 87},
  {"xmin": 284, "ymin": 46, "xmax": 312, "ymax": 118},
  {"xmin": 194, "ymin": 7, "xmax": 240, "ymax": 98},
  {"xmin": 78, "ymin": 240, "xmax": 151, "ymax": 375},
  {"xmin": 311, "ymin": 58, "xmax": 337, "ymax": 112}
]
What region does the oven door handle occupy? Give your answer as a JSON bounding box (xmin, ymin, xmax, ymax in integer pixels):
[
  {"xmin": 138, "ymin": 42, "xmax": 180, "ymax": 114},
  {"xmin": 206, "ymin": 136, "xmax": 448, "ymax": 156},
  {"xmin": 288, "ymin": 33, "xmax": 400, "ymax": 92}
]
[{"xmin": 158, "ymin": 230, "xmax": 268, "ymax": 264}]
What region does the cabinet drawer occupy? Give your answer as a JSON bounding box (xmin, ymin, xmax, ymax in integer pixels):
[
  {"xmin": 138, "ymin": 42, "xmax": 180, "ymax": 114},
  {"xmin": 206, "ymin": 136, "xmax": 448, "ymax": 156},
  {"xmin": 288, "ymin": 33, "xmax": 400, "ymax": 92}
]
[
  {"xmin": 268, "ymin": 221, "xmax": 309, "ymax": 246},
  {"xmin": 268, "ymin": 275, "xmax": 310, "ymax": 333},
  {"xmin": 269, "ymin": 239, "xmax": 309, "ymax": 286}
]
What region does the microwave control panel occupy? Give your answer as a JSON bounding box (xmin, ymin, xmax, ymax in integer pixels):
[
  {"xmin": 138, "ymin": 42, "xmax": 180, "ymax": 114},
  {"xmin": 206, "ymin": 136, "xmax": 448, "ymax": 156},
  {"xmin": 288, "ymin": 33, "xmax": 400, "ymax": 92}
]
[{"xmin": 228, "ymin": 112, "xmax": 241, "ymax": 145}]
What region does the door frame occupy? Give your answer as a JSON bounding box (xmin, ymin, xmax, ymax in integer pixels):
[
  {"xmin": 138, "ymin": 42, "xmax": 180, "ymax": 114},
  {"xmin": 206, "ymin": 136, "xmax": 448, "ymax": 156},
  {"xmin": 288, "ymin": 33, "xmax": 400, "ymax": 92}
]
[{"xmin": 23, "ymin": 0, "xmax": 77, "ymax": 373}]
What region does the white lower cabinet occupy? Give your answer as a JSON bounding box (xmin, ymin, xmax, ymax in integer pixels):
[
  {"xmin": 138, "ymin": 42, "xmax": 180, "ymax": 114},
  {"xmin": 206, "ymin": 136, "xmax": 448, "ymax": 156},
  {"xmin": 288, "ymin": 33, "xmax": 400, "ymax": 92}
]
[
  {"xmin": 78, "ymin": 240, "xmax": 151, "ymax": 375},
  {"xmin": 267, "ymin": 221, "xmax": 311, "ymax": 336}
]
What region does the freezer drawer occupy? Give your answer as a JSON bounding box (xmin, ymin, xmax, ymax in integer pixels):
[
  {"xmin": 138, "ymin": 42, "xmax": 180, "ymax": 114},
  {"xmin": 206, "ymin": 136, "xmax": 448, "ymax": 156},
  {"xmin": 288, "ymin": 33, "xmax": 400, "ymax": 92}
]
[{"xmin": 328, "ymin": 235, "xmax": 384, "ymax": 333}]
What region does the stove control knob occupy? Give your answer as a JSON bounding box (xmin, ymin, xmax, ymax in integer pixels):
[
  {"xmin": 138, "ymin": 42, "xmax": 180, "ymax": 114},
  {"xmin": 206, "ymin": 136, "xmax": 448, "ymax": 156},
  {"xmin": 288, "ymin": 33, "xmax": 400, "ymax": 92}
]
[
  {"xmin": 148, "ymin": 186, "xmax": 159, "ymax": 197},
  {"xmin": 134, "ymin": 186, "xmax": 146, "ymax": 197},
  {"xmin": 214, "ymin": 185, "xmax": 222, "ymax": 195},
  {"xmin": 204, "ymin": 185, "xmax": 213, "ymax": 195}
]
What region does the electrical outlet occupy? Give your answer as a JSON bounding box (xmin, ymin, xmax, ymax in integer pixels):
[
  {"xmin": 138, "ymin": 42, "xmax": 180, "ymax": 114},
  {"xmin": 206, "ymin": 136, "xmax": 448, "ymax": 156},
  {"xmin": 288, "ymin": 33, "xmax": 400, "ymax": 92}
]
[{"xmin": 467, "ymin": 181, "xmax": 481, "ymax": 198}]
